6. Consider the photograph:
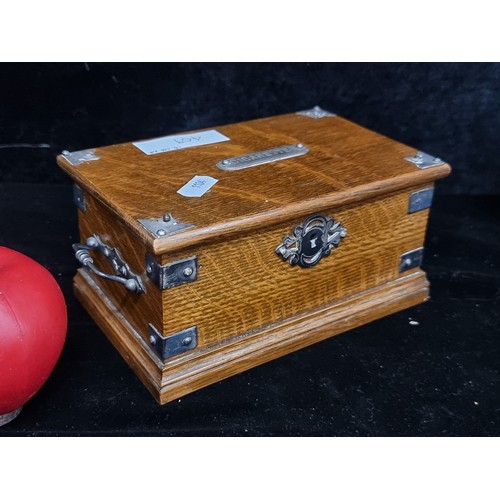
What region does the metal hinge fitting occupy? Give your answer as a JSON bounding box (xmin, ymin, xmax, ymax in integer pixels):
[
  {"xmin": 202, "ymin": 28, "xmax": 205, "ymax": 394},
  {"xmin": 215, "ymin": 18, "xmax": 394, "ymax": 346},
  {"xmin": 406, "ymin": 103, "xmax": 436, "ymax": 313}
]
[
  {"xmin": 148, "ymin": 323, "xmax": 198, "ymax": 360},
  {"xmin": 146, "ymin": 254, "xmax": 198, "ymax": 290}
]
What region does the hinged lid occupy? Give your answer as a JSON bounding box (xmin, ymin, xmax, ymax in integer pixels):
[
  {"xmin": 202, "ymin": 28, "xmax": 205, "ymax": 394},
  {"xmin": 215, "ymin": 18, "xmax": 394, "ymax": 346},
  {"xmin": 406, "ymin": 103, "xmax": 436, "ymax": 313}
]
[{"xmin": 57, "ymin": 108, "xmax": 451, "ymax": 255}]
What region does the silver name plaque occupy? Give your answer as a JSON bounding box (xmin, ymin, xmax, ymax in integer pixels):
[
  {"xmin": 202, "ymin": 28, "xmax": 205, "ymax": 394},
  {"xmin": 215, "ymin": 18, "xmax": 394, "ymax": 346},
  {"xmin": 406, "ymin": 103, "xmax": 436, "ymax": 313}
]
[{"xmin": 216, "ymin": 143, "xmax": 309, "ymax": 171}]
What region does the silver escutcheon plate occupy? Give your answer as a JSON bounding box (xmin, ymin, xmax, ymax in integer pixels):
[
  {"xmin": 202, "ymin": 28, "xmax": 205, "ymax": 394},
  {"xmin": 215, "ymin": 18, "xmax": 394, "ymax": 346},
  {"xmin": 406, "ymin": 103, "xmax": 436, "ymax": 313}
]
[
  {"xmin": 217, "ymin": 143, "xmax": 309, "ymax": 171},
  {"xmin": 276, "ymin": 214, "xmax": 347, "ymax": 268}
]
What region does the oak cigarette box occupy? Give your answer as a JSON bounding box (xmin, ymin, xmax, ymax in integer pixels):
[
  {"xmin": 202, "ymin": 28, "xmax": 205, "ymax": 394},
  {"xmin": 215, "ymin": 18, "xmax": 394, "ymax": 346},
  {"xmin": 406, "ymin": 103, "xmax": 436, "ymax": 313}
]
[{"xmin": 58, "ymin": 107, "xmax": 451, "ymax": 404}]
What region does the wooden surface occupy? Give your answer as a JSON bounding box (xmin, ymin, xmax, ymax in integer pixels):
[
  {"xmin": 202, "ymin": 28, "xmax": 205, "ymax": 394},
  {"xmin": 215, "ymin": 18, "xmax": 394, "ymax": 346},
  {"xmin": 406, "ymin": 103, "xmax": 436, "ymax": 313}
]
[
  {"xmin": 1, "ymin": 184, "xmax": 497, "ymax": 435},
  {"xmin": 60, "ymin": 111, "xmax": 451, "ymax": 404},
  {"xmin": 73, "ymin": 179, "xmax": 437, "ymax": 402},
  {"xmin": 77, "ymin": 193, "xmax": 162, "ymax": 346},
  {"xmin": 75, "ymin": 182, "xmax": 433, "ymax": 352},
  {"xmin": 161, "ymin": 187, "xmax": 432, "ymax": 348},
  {"xmin": 57, "ymin": 112, "xmax": 451, "ymax": 254},
  {"xmin": 75, "ymin": 266, "xmax": 430, "ymax": 404}
]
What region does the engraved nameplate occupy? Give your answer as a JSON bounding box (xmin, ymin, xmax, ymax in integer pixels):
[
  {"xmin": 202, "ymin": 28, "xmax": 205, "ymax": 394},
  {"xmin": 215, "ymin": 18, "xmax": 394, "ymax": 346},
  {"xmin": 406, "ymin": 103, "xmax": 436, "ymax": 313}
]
[{"xmin": 216, "ymin": 143, "xmax": 309, "ymax": 171}]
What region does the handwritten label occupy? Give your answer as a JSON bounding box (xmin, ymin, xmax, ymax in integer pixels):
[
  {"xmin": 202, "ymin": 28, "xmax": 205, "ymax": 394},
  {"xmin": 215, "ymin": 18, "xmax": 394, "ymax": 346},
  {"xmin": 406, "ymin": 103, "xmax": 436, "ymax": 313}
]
[
  {"xmin": 177, "ymin": 175, "xmax": 218, "ymax": 198},
  {"xmin": 133, "ymin": 130, "xmax": 229, "ymax": 155}
]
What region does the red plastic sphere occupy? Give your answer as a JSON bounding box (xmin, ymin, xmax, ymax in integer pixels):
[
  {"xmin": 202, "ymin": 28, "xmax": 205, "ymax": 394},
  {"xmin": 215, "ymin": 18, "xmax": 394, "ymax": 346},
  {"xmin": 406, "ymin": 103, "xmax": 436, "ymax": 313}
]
[{"xmin": 0, "ymin": 247, "xmax": 67, "ymax": 416}]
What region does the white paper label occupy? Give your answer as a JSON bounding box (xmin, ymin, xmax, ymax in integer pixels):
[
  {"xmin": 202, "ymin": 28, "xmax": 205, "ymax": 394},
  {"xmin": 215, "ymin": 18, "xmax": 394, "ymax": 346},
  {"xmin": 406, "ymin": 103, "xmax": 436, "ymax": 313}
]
[
  {"xmin": 177, "ymin": 175, "xmax": 218, "ymax": 198},
  {"xmin": 133, "ymin": 129, "xmax": 229, "ymax": 155}
]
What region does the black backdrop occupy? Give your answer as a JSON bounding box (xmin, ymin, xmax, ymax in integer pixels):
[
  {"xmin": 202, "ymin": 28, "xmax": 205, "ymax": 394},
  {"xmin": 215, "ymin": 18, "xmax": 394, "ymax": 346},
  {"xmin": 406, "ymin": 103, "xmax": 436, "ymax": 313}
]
[
  {"xmin": 0, "ymin": 63, "xmax": 499, "ymax": 437},
  {"xmin": 1, "ymin": 62, "xmax": 499, "ymax": 193}
]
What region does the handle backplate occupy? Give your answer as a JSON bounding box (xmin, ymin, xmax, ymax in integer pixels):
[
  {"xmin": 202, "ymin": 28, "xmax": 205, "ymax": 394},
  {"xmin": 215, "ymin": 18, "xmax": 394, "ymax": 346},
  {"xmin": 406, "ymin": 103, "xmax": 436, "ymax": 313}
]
[{"xmin": 73, "ymin": 234, "xmax": 145, "ymax": 294}]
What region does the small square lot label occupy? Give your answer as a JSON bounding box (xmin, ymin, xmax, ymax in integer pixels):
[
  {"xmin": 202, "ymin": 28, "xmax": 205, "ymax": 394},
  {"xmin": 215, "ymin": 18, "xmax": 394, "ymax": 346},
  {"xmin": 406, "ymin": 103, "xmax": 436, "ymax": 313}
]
[{"xmin": 177, "ymin": 176, "xmax": 218, "ymax": 198}]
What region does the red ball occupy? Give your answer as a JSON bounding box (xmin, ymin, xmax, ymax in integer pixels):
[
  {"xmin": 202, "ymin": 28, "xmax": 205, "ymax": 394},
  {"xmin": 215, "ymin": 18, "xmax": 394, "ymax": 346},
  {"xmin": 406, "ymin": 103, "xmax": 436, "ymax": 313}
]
[{"xmin": 0, "ymin": 247, "xmax": 67, "ymax": 417}]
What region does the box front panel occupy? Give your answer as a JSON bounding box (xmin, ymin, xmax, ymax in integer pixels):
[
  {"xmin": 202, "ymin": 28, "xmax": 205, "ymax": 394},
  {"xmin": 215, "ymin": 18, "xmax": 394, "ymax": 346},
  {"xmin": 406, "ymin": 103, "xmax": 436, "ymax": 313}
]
[{"xmin": 160, "ymin": 186, "xmax": 432, "ymax": 349}]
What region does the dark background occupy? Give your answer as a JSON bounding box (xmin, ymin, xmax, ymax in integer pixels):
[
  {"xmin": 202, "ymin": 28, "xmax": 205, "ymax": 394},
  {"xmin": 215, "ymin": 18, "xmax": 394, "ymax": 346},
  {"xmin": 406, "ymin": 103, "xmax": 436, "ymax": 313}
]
[
  {"xmin": 1, "ymin": 62, "xmax": 499, "ymax": 193},
  {"xmin": 0, "ymin": 63, "xmax": 498, "ymax": 436}
]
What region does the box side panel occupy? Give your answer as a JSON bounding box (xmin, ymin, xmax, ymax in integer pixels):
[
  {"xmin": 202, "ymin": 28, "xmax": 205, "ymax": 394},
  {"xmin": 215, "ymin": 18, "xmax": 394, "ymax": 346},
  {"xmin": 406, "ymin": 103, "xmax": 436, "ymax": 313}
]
[
  {"xmin": 160, "ymin": 185, "xmax": 433, "ymax": 349},
  {"xmin": 75, "ymin": 190, "xmax": 163, "ymax": 343}
]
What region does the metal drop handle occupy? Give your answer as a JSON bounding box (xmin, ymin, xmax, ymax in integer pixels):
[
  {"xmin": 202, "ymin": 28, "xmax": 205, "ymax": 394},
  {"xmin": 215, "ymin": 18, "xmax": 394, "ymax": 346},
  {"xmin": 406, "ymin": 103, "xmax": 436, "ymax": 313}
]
[{"xmin": 73, "ymin": 235, "xmax": 145, "ymax": 294}]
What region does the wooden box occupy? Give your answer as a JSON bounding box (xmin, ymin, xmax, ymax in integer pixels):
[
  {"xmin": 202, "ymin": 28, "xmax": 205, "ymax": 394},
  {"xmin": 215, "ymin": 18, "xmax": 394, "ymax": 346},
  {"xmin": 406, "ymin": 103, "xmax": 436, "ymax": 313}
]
[{"xmin": 57, "ymin": 107, "xmax": 451, "ymax": 404}]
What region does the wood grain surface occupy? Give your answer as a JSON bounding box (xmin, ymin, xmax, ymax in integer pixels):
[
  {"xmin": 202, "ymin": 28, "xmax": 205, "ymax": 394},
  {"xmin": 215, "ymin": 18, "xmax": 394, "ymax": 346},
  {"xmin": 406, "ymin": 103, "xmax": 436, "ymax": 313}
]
[
  {"xmin": 160, "ymin": 186, "xmax": 432, "ymax": 348},
  {"xmin": 61, "ymin": 111, "xmax": 451, "ymax": 403},
  {"xmin": 74, "ymin": 267, "xmax": 429, "ymax": 404},
  {"xmin": 58, "ymin": 112, "xmax": 451, "ymax": 255},
  {"xmin": 75, "ymin": 182, "xmax": 433, "ymax": 352},
  {"xmin": 77, "ymin": 193, "xmax": 162, "ymax": 344}
]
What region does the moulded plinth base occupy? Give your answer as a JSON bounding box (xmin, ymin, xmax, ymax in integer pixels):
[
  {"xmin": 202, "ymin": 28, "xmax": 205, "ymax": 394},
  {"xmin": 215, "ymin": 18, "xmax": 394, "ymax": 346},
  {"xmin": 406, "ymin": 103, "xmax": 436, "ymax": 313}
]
[{"xmin": 74, "ymin": 268, "xmax": 430, "ymax": 405}]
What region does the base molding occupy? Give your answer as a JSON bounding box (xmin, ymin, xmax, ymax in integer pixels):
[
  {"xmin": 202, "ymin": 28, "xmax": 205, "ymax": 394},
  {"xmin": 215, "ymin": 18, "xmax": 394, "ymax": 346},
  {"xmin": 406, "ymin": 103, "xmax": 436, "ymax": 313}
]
[{"xmin": 74, "ymin": 269, "xmax": 429, "ymax": 404}]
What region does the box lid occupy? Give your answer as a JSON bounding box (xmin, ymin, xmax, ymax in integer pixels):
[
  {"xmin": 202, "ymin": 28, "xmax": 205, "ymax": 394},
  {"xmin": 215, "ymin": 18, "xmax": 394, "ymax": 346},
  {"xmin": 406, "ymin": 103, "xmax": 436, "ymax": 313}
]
[{"xmin": 57, "ymin": 108, "xmax": 451, "ymax": 255}]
